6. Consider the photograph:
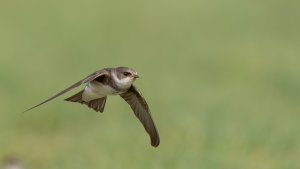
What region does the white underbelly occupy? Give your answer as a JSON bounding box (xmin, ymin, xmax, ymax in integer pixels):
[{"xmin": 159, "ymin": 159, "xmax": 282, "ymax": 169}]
[{"xmin": 82, "ymin": 82, "xmax": 119, "ymax": 102}]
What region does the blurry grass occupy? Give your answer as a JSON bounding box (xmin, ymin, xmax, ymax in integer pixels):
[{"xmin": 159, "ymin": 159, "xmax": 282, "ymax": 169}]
[{"xmin": 1, "ymin": 0, "xmax": 300, "ymax": 169}]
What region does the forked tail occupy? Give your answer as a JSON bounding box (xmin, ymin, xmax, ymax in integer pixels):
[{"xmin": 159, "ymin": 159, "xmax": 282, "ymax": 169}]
[{"xmin": 65, "ymin": 90, "xmax": 107, "ymax": 112}]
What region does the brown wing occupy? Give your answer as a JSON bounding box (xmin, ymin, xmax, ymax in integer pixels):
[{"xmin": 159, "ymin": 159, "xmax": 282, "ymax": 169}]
[
  {"xmin": 23, "ymin": 69, "xmax": 108, "ymax": 113},
  {"xmin": 120, "ymin": 85, "xmax": 160, "ymax": 147}
]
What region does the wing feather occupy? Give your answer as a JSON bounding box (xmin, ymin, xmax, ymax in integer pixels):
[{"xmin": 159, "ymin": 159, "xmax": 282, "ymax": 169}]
[
  {"xmin": 23, "ymin": 70, "xmax": 108, "ymax": 113},
  {"xmin": 120, "ymin": 85, "xmax": 160, "ymax": 147}
]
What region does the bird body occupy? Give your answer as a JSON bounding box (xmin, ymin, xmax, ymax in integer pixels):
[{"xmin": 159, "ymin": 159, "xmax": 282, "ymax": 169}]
[
  {"xmin": 82, "ymin": 80, "xmax": 118, "ymax": 101},
  {"xmin": 24, "ymin": 67, "xmax": 160, "ymax": 147}
]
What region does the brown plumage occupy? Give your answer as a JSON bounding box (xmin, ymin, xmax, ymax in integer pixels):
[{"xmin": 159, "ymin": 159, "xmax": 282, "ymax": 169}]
[
  {"xmin": 121, "ymin": 85, "xmax": 160, "ymax": 147},
  {"xmin": 23, "ymin": 67, "xmax": 160, "ymax": 147}
]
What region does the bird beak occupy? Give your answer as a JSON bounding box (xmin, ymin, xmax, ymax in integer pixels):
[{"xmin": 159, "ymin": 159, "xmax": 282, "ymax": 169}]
[{"xmin": 134, "ymin": 74, "xmax": 139, "ymax": 78}]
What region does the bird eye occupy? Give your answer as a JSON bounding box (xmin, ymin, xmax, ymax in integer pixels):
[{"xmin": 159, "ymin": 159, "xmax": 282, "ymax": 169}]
[{"xmin": 123, "ymin": 72, "xmax": 131, "ymax": 76}]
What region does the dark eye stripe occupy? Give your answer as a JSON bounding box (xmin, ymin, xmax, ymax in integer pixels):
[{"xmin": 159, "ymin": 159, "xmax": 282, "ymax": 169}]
[{"xmin": 123, "ymin": 72, "xmax": 131, "ymax": 76}]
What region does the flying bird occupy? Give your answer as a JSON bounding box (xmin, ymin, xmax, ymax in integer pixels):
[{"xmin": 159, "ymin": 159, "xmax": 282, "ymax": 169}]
[{"xmin": 23, "ymin": 67, "xmax": 160, "ymax": 147}]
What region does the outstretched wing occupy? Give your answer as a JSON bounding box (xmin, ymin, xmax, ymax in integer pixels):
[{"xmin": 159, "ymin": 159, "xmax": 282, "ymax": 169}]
[
  {"xmin": 23, "ymin": 69, "xmax": 108, "ymax": 113},
  {"xmin": 120, "ymin": 85, "xmax": 160, "ymax": 147}
]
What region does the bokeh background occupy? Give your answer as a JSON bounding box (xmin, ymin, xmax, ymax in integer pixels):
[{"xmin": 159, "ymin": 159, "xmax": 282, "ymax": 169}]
[{"xmin": 1, "ymin": 0, "xmax": 300, "ymax": 168}]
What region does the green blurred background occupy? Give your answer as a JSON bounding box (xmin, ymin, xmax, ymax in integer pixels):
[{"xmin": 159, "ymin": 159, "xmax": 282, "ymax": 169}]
[{"xmin": 1, "ymin": 0, "xmax": 300, "ymax": 168}]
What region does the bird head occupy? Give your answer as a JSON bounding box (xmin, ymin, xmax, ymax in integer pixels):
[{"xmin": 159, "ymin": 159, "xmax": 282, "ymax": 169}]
[{"xmin": 114, "ymin": 67, "xmax": 139, "ymax": 89}]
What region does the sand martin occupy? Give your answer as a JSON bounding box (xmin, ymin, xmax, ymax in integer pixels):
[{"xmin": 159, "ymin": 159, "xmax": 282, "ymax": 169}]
[{"xmin": 23, "ymin": 67, "xmax": 160, "ymax": 147}]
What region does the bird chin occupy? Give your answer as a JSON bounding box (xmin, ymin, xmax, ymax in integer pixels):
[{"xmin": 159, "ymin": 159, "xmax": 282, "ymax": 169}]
[{"xmin": 116, "ymin": 78, "xmax": 133, "ymax": 88}]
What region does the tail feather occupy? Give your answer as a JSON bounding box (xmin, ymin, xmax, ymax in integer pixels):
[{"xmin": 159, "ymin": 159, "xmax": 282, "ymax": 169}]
[
  {"xmin": 65, "ymin": 90, "xmax": 85, "ymax": 103},
  {"xmin": 87, "ymin": 97, "xmax": 107, "ymax": 112},
  {"xmin": 65, "ymin": 90, "xmax": 107, "ymax": 112}
]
